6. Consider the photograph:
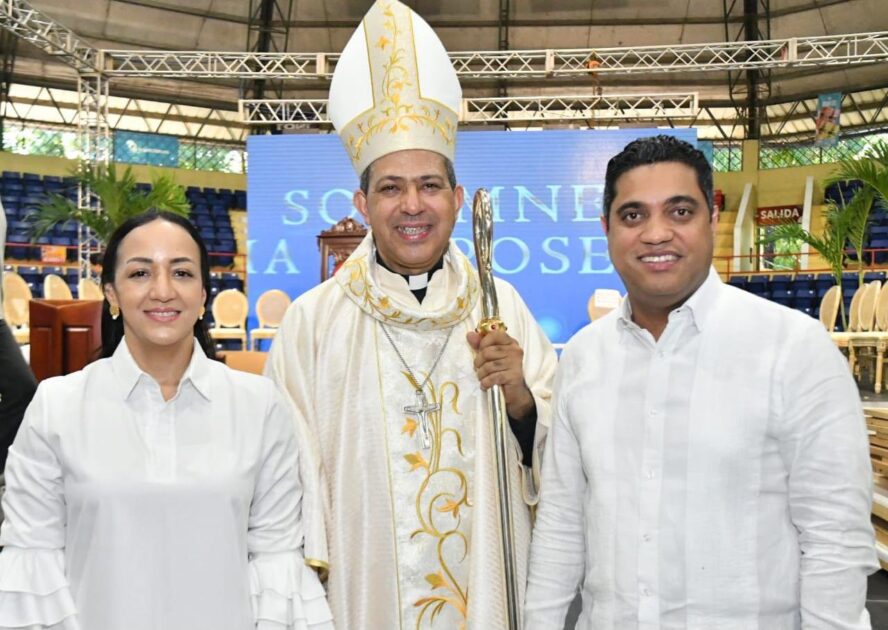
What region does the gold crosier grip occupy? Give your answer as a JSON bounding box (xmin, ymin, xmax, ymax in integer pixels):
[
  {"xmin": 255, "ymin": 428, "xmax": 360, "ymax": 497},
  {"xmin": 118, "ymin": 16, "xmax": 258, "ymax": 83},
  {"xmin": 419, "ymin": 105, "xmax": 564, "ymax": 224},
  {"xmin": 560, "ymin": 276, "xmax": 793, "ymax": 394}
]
[{"xmin": 472, "ymin": 188, "xmax": 519, "ymax": 630}]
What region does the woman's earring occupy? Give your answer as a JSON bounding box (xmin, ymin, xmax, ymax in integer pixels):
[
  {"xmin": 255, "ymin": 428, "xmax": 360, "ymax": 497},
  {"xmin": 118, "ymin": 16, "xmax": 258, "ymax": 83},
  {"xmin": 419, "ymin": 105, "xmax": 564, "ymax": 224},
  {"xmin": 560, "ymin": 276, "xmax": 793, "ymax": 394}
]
[
  {"xmin": 199, "ymin": 306, "xmax": 205, "ymax": 320},
  {"xmin": 110, "ymin": 304, "xmax": 120, "ymax": 320}
]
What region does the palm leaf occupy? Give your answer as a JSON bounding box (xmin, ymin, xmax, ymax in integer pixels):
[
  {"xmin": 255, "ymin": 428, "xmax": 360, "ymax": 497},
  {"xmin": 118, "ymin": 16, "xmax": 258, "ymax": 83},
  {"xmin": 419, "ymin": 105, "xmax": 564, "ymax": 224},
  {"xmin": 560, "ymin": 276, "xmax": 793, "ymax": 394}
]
[{"xmin": 29, "ymin": 163, "xmax": 189, "ymax": 247}]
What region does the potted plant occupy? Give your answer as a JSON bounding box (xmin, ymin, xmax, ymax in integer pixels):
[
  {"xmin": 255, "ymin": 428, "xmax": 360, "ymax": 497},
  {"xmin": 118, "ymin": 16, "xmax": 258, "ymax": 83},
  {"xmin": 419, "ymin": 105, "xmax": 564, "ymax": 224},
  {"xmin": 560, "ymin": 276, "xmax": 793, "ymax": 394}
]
[{"xmin": 29, "ymin": 163, "xmax": 190, "ymax": 244}]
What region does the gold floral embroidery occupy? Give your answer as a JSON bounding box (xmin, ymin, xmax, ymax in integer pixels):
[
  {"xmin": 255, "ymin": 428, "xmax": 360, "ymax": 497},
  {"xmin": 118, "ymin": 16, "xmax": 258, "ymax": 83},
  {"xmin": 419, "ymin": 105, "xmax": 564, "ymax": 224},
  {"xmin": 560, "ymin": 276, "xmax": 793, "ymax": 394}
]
[
  {"xmin": 402, "ymin": 417, "xmax": 418, "ymax": 437},
  {"xmin": 395, "ymin": 370, "xmax": 469, "ymax": 629},
  {"xmin": 344, "ymin": 2, "xmax": 456, "ymax": 165},
  {"xmin": 337, "ymin": 252, "xmax": 479, "ymax": 331}
]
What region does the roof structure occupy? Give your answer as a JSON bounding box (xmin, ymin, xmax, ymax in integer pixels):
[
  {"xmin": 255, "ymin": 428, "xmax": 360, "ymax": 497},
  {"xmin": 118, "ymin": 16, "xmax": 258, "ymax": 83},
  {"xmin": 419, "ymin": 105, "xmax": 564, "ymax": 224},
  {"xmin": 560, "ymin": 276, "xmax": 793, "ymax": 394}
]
[{"xmin": 0, "ymin": 0, "xmax": 886, "ymax": 142}]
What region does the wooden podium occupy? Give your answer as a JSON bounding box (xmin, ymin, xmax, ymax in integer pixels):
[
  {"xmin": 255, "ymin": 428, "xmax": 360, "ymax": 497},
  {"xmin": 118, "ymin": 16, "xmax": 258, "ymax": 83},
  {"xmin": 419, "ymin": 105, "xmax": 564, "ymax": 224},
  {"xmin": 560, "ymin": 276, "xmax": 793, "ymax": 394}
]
[
  {"xmin": 317, "ymin": 217, "xmax": 367, "ymax": 281},
  {"xmin": 29, "ymin": 299, "xmax": 103, "ymax": 382}
]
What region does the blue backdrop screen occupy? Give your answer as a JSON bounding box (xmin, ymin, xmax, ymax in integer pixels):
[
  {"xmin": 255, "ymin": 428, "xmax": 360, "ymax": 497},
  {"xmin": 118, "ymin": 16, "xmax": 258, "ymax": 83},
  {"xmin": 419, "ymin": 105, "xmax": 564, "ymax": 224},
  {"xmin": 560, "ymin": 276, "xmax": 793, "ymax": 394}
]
[{"xmin": 246, "ymin": 128, "xmax": 696, "ymax": 343}]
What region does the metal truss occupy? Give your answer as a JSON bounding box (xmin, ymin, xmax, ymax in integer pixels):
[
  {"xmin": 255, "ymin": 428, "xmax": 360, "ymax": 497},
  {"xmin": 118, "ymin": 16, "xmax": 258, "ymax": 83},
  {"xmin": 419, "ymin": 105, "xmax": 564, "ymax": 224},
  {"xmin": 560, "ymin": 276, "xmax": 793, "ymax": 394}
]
[
  {"xmin": 239, "ymin": 92, "xmax": 699, "ymax": 126},
  {"xmin": 243, "ymin": 0, "xmax": 294, "ymax": 115},
  {"xmin": 0, "ymin": 0, "xmax": 99, "ymax": 72},
  {"xmin": 104, "ymin": 31, "xmax": 888, "ymax": 80},
  {"xmin": 76, "ymin": 74, "xmax": 110, "ymax": 279}
]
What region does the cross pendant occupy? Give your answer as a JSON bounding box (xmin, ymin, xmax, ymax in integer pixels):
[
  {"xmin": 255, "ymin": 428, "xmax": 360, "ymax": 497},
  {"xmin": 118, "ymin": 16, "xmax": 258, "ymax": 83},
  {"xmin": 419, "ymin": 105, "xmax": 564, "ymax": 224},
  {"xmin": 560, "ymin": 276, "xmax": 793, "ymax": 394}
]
[{"xmin": 404, "ymin": 389, "xmax": 440, "ymax": 450}]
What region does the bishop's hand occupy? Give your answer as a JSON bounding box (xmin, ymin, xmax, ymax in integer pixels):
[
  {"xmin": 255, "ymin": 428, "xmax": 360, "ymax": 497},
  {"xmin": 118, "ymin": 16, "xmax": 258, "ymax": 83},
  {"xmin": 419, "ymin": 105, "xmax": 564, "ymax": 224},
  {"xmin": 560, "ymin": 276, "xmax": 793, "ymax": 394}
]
[{"xmin": 466, "ymin": 329, "xmax": 536, "ymax": 422}]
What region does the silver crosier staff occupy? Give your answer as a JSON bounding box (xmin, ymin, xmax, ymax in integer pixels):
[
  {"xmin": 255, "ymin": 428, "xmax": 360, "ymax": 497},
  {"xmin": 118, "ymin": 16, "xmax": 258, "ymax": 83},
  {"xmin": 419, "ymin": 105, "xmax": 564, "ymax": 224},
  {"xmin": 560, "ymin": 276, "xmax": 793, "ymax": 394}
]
[{"xmin": 472, "ymin": 188, "xmax": 520, "ymax": 630}]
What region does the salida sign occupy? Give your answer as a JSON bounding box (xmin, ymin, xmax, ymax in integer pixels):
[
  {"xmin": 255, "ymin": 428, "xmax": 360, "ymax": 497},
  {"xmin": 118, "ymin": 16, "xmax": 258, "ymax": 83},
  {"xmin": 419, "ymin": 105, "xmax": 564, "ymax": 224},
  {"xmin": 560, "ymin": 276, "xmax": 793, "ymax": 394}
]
[{"xmin": 756, "ymin": 205, "xmax": 803, "ymax": 226}]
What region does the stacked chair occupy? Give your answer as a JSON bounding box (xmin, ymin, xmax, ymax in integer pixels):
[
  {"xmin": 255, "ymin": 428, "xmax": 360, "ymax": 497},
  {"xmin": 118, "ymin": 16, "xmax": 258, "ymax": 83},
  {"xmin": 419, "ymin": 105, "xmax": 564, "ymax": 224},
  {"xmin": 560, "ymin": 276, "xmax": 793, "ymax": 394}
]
[
  {"xmin": 851, "ymin": 282, "xmax": 888, "ymax": 393},
  {"xmin": 830, "ymin": 281, "xmax": 880, "ymax": 380}
]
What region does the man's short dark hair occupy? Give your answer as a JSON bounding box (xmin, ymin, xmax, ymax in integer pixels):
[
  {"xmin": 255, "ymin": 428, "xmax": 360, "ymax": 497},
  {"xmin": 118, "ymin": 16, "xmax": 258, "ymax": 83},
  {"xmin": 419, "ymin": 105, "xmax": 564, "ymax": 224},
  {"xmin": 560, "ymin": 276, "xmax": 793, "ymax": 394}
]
[
  {"xmin": 359, "ymin": 154, "xmax": 458, "ymax": 194},
  {"xmin": 602, "ymin": 135, "xmax": 714, "ymax": 219}
]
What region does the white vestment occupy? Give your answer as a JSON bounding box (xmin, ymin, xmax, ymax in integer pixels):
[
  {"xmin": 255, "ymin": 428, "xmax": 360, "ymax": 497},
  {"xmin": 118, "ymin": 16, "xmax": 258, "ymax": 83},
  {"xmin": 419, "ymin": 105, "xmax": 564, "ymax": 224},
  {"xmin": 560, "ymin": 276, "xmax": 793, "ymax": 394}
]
[{"xmin": 267, "ymin": 234, "xmax": 557, "ymax": 629}]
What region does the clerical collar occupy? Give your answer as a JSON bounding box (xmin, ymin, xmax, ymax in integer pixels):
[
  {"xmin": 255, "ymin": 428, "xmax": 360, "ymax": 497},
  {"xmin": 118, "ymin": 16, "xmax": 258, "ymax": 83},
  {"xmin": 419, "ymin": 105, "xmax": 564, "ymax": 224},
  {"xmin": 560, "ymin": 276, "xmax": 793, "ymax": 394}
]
[{"xmin": 375, "ymin": 252, "xmax": 445, "ymax": 304}]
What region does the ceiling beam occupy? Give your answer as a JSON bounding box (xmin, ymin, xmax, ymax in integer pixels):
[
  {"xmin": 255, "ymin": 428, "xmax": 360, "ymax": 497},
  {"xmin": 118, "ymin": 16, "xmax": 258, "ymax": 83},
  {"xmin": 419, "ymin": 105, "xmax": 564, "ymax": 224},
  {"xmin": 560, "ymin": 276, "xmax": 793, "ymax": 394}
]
[{"xmin": 108, "ymin": 0, "xmax": 854, "ymax": 29}]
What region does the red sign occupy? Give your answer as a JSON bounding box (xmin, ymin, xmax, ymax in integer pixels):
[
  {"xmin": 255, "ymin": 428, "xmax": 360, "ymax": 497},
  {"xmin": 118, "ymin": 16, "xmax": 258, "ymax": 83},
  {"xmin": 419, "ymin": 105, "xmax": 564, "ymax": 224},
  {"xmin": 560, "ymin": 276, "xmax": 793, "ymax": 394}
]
[{"xmin": 756, "ymin": 205, "xmax": 803, "ymax": 226}]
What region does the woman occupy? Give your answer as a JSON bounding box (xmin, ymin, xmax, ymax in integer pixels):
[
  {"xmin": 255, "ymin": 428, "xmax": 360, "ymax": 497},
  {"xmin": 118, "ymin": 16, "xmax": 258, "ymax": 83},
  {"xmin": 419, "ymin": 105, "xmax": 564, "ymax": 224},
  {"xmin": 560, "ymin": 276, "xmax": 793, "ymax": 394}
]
[{"xmin": 0, "ymin": 210, "xmax": 333, "ymax": 630}]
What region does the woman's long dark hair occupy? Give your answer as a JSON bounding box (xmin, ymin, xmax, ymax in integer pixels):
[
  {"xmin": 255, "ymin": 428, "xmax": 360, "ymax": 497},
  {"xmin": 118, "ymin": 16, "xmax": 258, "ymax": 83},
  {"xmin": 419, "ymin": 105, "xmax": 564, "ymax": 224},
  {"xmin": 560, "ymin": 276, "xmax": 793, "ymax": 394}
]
[{"xmin": 100, "ymin": 210, "xmax": 216, "ymax": 359}]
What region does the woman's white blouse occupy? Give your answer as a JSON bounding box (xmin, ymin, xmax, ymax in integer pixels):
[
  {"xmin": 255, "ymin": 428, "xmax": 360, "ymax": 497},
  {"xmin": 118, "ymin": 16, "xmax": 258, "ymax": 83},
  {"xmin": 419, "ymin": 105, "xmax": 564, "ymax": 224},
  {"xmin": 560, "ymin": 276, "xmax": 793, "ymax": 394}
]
[{"xmin": 0, "ymin": 339, "xmax": 334, "ymax": 630}]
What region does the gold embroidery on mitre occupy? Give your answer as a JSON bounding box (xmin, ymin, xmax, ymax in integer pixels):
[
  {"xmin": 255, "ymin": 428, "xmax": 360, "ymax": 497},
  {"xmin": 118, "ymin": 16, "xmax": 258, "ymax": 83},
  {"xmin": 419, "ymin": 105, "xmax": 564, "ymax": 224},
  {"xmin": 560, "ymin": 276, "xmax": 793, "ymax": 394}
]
[{"xmin": 342, "ymin": 1, "xmax": 457, "ymax": 172}]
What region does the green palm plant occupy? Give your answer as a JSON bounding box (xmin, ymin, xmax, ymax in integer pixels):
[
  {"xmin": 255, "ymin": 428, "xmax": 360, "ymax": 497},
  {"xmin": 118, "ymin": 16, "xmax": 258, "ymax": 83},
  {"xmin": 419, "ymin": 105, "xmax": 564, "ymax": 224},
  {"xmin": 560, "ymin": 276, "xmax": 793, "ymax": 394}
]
[
  {"xmin": 828, "ymin": 140, "xmax": 888, "ymax": 281},
  {"xmin": 29, "ymin": 163, "xmax": 190, "ymax": 244},
  {"xmin": 760, "ymin": 199, "xmax": 861, "ymax": 328},
  {"xmin": 760, "ymin": 139, "xmax": 888, "ymax": 329}
]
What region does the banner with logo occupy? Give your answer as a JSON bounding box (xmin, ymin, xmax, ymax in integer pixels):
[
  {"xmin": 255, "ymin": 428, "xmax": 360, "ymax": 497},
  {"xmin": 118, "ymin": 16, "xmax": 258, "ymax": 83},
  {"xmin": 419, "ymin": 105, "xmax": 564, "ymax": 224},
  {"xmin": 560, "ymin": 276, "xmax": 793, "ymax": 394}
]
[
  {"xmin": 114, "ymin": 131, "xmax": 179, "ymax": 167},
  {"xmin": 814, "ymin": 92, "xmax": 842, "ymax": 146}
]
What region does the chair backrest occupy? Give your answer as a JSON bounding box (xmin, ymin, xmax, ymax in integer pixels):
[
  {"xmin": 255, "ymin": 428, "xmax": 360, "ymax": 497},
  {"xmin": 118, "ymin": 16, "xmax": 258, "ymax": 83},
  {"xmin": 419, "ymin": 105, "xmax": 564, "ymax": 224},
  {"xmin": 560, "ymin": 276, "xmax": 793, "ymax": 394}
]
[
  {"xmin": 43, "ymin": 273, "xmax": 73, "ymax": 300},
  {"xmin": 876, "ymin": 283, "xmax": 888, "ymax": 332},
  {"xmin": 819, "ymin": 284, "xmax": 841, "ymax": 332},
  {"xmin": 858, "ymin": 280, "xmax": 881, "ymax": 332},
  {"xmin": 78, "ymin": 277, "xmax": 104, "ymax": 301},
  {"xmin": 255, "ymin": 289, "xmax": 291, "ymax": 328},
  {"xmin": 212, "ymin": 289, "xmax": 248, "ymax": 328},
  {"xmin": 587, "ymin": 288, "xmax": 622, "ymax": 322},
  {"xmin": 2, "ymin": 271, "xmax": 32, "ymax": 327},
  {"xmin": 847, "ymin": 282, "xmax": 868, "ymax": 332}
]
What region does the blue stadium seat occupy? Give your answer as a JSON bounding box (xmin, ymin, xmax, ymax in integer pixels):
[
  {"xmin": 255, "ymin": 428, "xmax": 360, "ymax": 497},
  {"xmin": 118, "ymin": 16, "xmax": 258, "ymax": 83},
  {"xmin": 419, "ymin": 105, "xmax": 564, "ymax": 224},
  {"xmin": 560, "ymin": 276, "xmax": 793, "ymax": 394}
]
[
  {"xmin": 234, "ymin": 191, "xmax": 247, "ymax": 209},
  {"xmin": 824, "ymin": 180, "xmax": 863, "ymax": 206},
  {"xmin": 768, "ymin": 274, "xmax": 793, "ymax": 303},
  {"xmin": 747, "ymin": 275, "xmax": 768, "ymax": 291},
  {"xmin": 17, "ymin": 265, "xmax": 41, "ymax": 285},
  {"xmin": 7, "ymin": 234, "xmax": 30, "ymax": 259},
  {"xmin": 221, "ymin": 272, "xmax": 243, "ymax": 291},
  {"xmin": 727, "ymin": 275, "xmax": 748, "ymax": 290}
]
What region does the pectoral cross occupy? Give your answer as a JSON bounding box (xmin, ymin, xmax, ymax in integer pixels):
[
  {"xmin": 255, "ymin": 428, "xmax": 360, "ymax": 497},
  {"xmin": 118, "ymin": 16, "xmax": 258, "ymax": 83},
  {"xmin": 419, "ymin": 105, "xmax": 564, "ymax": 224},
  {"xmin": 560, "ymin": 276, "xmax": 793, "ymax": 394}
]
[{"xmin": 404, "ymin": 389, "xmax": 439, "ymax": 450}]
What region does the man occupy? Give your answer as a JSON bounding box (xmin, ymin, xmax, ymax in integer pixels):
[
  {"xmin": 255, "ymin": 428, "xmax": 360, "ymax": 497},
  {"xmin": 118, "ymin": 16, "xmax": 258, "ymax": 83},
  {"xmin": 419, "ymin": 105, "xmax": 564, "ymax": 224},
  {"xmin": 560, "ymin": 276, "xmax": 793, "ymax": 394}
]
[
  {"xmin": 525, "ymin": 135, "xmax": 877, "ymax": 629},
  {"xmin": 265, "ymin": 2, "xmax": 557, "ymax": 628}
]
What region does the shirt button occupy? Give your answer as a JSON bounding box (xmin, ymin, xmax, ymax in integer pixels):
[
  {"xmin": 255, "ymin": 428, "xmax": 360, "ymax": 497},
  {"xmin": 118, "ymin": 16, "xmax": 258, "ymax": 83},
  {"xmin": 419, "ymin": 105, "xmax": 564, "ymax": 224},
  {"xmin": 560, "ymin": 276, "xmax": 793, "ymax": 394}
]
[
  {"xmin": 646, "ymin": 469, "xmax": 655, "ymax": 479},
  {"xmin": 642, "ymin": 533, "xmax": 651, "ymax": 542},
  {"xmin": 649, "ymin": 409, "xmax": 658, "ymax": 417},
  {"xmin": 657, "ymin": 350, "xmax": 665, "ymax": 358}
]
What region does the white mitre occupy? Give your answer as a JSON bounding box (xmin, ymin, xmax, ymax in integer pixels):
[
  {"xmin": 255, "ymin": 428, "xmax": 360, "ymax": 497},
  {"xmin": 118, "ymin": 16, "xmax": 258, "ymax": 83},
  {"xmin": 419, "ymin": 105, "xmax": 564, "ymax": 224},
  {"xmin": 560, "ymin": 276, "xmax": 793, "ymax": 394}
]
[{"xmin": 328, "ymin": 0, "xmax": 462, "ymax": 175}]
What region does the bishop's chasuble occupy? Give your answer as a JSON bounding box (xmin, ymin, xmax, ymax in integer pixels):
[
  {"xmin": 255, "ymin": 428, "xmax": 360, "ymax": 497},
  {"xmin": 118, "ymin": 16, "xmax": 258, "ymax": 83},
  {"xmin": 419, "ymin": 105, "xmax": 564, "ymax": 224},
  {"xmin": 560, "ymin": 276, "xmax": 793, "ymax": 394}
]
[{"xmin": 267, "ymin": 233, "xmax": 557, "ymax": 629}]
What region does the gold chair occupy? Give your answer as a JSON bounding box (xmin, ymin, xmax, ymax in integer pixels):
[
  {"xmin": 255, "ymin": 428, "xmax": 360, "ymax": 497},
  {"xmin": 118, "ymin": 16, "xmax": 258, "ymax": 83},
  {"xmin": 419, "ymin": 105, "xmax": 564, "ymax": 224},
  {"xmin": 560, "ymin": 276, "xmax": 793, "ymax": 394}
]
[
  {"xmin": 249, "ymin": 289, "xmax": 291, "ymax": 350},
  {"xmin": 3, "ymin": 271, "xmax": 32, "ymax": 344},
  {"xmin": 43, "ymin": 273, "xmax": 73, "ymax": 300},
  {"xmin": 818, "ymin": 285, "xmax": 841, "ymax": 332},
  {"xmin": 209, "ymin": 289, "xmax": 249, "ymax": 350},
  {"xmin": 831, "ymin": 281, "xmax": 877, "ymax": 376},
  {"xmin": 587, "ymin": 288, "xmax": 622, "ymax": 322},
  {"xmin": 850, "ymin": 283, "xmax": 888, "ymax": 393},
  {"xmin": 78, "ymin": 277, "xmax": 104, "ymax": 301}
]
